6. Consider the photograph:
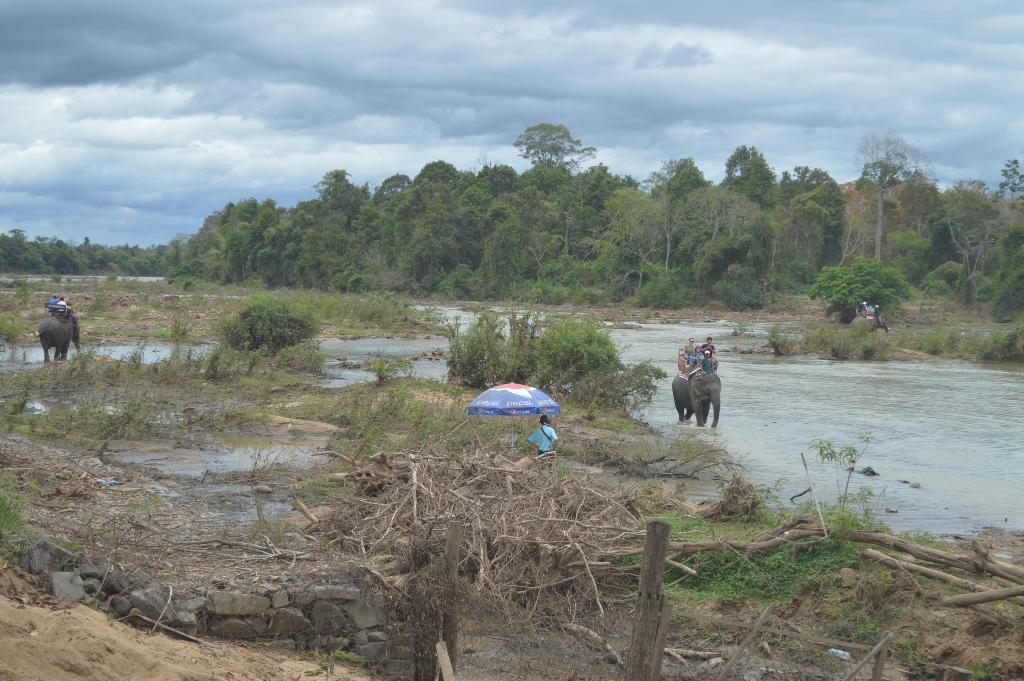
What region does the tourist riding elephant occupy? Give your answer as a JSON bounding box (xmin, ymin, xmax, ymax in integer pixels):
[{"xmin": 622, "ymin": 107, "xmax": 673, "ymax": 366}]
[
  {"xmin": 687, "ymin": 372, "xmax": 721, "ymax": 427},
  {"xmin": 850, "ymin": 311, "xmax": 889, "ymax": 333},
  {"xmin": 671, "ymin": 375, "xmax": 695, "ymax": 422},
  {"xmin": 39, "ymin": 317, "xmax": 80, "ymax": 361}
]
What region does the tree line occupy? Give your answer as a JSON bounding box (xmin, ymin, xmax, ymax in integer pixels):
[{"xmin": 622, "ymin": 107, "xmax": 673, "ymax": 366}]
[
  {"xmin": 4, "ymin": 124, "xmax": 1023, "ymax": 320},
  {"xmin": 0, "ymin": 231, "xmax": 167, "ymax": 277}
]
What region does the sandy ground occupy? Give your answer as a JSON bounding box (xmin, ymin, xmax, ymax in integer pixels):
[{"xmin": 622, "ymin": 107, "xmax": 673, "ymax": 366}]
[{"xmin": 0, "ymin": 592, "xmax": 333, "ymax": 681}]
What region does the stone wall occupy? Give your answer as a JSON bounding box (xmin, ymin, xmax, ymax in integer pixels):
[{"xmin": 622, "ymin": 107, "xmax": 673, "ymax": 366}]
[{"xmin": 21, "ymin": 539, "xmax": 412, "ymax": 676}]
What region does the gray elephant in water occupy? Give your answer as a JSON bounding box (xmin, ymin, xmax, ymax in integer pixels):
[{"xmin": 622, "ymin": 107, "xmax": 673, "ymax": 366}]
[
  {"xmin": 850, "ymin": 311, "xmax": 889, "ymax": 333},
  {"xmin": 687, "ymin": 372, "xmax": 721, "ymax": 427},
  {"xmin": 671, "ymin": 372, "xmax": 721, "ymax": 427},
  {"xmin": 38, "ymin": 317, "xmax": 80, "ymax": 361},
  {"xmin": 671, "ymin": 374, "xmax": 696, "ymax": 422}
]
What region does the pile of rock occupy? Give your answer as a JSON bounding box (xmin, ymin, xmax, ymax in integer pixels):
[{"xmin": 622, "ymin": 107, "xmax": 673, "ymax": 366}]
[
  {"xmin": 408, "ymin": 348, "xmax": 445, "ymax": 361},
  {"xmin": 21, "ymin": 539, "xmax": 408, "ymax": 675}
]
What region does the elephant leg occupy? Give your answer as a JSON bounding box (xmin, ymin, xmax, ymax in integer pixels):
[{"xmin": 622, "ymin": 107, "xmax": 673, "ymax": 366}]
[{"xmin": 42, "ymin": 344, "xmax": 50, "ymax": 362}]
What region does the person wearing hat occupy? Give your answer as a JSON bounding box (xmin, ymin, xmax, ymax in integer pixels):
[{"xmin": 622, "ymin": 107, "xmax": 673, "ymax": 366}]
[
  {"xmin": 527, "ymin": 414, "xmax": 558, "ymax": 457},
  {"xmin": 700, "ymin": 349, "xmax": 714, "ymax": 374},
  {"xmin": 701, "ymin": 336, "xmax": 718, "ymax": 374}
]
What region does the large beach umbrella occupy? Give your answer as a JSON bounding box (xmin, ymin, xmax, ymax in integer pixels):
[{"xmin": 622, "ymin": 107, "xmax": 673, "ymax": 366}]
[{"xmin": 465, "ymin": 383, "xmax": 561, "ymax": 449}]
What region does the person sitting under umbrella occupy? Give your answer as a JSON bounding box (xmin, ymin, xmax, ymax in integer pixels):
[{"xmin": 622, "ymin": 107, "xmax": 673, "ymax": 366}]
[{"xmin": 528, "ymin": 415, "xmax": 558, "ymax": 457}]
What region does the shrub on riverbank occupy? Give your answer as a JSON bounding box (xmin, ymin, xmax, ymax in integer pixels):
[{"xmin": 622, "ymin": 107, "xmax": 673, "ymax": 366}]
[
  {"xmin": 801, "ymin": 324, "xmax": 894, "ymax": 360},
  {"xmin": 218, "ymin": 295, "xmax": 319, "ymax": 353},
  {"xmin": 445, "ymin": 311, "xmax": 666, "ymax": 414},
  {"xmin": 276, "ymin": 341, "xmax": 327, "ymax": 373},
  {"xmin": 0, "ymin": 313, "xmax": 26, "ymax": 340},
  {"xmin": 896, "ymin": 323, "xmax": 1024, "ymax": 361}
]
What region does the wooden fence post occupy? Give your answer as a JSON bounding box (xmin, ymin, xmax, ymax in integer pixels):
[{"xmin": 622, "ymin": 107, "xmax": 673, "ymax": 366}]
[
  {"xmin": 625, "ymin": 520, "xmax": 671, "ymax": 681},
  {"xmin": 649, "ymin": 595, "xmax": 673, "ymax": 681},
  {"xmin": 443, "ymin": 521, "xmax": 463, "ymax": 672},
  {"xmin": 871, "ymin": 631, "xmax": 890, "ymax": 681},
  {"xmin": 842, "ymin": 632, "xmax": 893, "ymax": 681},
  {"xmin": 436, "ymin": 640, "xmax": 458, "ymax": 681}
]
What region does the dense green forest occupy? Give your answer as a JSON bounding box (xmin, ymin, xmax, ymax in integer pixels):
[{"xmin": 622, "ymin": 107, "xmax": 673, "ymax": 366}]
[
  {"xmin": 0, "ymin": 231, "xmax": 167, "ymax": 277},
  {"xmin": 3, "ymin": 124, "xmax": 1023, "ymax": 320}
]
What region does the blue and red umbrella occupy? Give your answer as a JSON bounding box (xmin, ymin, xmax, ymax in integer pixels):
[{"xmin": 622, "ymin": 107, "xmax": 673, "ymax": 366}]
[{"xmin": 465, "ymin": 383, "xmax": 560, "ymax": 449}]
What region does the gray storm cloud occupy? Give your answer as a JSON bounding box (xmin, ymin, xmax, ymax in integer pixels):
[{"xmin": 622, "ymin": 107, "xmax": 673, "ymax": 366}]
[{"xmin": 1, "ymin": 0, "xmax": 1022, "ymax": 243}]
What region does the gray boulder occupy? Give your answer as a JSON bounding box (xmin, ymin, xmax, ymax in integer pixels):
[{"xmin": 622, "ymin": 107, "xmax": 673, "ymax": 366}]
[
  {"xmin": 266, "ymin": 608, "xmax": 312, "ymax": 635},
  {"xmin": 207, "ymin": 617, "xmax": 256, "ymax": 639},
  {"xmin": 292, "ymin": 591, "xmax": 315, "ymax": 608},
  {"xmin": 312, "ymin": 585, "xmax": 360, "ymax": 601},
  {"xmin": 104, "ymin": 572, "xmax": 129, "ymax": 595},
  {"xmin": 206, "ymin": 591, "xmax": 271, "ymax": 616},
  {"xmin": 82, "ymin": 578, "xmax": 103, "ymax": 595},
  {"xmin": 78, "ymin": 560, "xmax": 109, "ymax": 580},
  {"xmin": 50, "ymin": 572, "xmax": 85, "ymax": 602},
  {"xmin": 271, "ymin": 590, "xmax": 289, "ymax": 609},
  {"xmin": 310, "ymin": 602, "xmax": 349, "ymax": 635},
  {"xmin": 22, "ymin": 540, "xmax": 76, "ymax": 574},
  {"xmin": 344, "ymin": 595, "xmax": 384, "ymax": 630},
  {"xmin": 355, "ymin": 641, "xmax": 387, "ymax": 663},
  {"xmin": 129, "ymin": 588, "xmax": 169, "ymax": 621},
  {"xmin": 110, "ymin": 595, "xmax": 132, "ymax": 616}
]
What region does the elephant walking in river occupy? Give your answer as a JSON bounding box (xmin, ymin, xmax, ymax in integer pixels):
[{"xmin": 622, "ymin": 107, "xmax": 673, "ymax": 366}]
[
  {"xmin": 672, "ymin": 372, "xmax": 721, "ymax": 427},
  {"xmin": 850, "ymin": 312, "xmax": 889, "ymax": 333},
  {"xmin": 39, "ymin": 316, "xmax": 80, "ymax": 361}
]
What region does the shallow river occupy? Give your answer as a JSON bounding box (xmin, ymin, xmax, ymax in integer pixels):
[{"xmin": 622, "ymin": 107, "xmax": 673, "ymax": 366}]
[{"xmin": 610, "ymin": 321, "xmax": 1024, "ymax": 534}]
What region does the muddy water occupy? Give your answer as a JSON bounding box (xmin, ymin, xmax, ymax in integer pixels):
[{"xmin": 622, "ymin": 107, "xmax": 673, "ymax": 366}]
[
  {"xmin": 607, "ymin": 321, "xmax": 1024, "ymax": 534},
  {"xmin": 0, "ymin": 343, "xmax": 212, "ymax": 367}
]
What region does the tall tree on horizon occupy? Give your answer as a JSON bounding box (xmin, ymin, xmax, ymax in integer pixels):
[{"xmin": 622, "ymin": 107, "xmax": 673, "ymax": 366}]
[{"xmin": 855, "ymin": 131, "xmax": 931, "ymax": 259}]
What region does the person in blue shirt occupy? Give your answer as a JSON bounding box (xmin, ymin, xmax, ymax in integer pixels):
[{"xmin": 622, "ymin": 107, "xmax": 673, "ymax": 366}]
[
  {"xmin": 527, "ymin": 415, "xmax": 558, "ymax": 456},
  {"xmin": 700, "ymin": 349, "xmax": 714, "ymax": 374}
]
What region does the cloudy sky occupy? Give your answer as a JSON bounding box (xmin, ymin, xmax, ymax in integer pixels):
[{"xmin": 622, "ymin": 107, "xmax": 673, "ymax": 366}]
[{"xmin": 2, "ymin": 0, "xmax": 1023, "ymax": 246}]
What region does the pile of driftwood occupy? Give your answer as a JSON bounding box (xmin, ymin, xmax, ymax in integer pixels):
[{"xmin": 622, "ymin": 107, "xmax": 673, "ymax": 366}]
[{"xmin": 319, "ymin": 444, "xmax": 667, "ymax": 618}]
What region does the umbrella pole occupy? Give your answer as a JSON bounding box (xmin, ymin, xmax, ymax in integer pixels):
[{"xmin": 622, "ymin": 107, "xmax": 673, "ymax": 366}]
[{"xmin": 511, "ymin": 415, "xmax": 515, "ymax": 451}]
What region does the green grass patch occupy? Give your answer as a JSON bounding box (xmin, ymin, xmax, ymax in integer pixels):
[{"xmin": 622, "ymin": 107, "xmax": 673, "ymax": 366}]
[{"xmin": 669, "ymin": 537, "xmax": 858, "ymax": 603}]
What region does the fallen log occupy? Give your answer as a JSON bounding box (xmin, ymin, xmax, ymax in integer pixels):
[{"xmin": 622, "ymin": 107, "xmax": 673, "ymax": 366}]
[
  {"xmin": 291, "ymin": 496, "xmax": 320, "ymax": 532},
  {"xmin": 562, "ymin": 623, "xmax": 622, "ymax": 666},
  {"xmin": 601, "ymin": 529, "xmax": 825, "ymax": 561},
  {"xmin": 942, "ymin": 583, "xmax": 1024, "ymax": 607},
  {"xmin": 860, "ymin": 549, "xmax": 1024, "ymax": 606},
  {"xmin": 666, "ymin": 648, "xmax": 722, "ymax": 660},
  {"xmin": 847, "ymin": 530, "xmax": 1024, "ymax": 586}
]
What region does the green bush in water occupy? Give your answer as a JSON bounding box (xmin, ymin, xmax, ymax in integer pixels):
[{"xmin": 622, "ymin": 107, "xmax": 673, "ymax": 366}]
[
  {"xmin": 218, "ymin": 295, "xmax": 319, "ymax": 353},
  {"xmin": 277, "ymin": 341, "xmax": 327, "ymax": 373}
]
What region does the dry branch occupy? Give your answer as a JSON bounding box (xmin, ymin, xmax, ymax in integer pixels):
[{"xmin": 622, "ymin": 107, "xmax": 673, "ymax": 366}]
[
  {"xmin": 942, "ymin": 583, "xmax": 1024, "ymax": 606},
  {"xmin": 860, "ymin": 549, "xmax": 1024, "ymax": 606}
]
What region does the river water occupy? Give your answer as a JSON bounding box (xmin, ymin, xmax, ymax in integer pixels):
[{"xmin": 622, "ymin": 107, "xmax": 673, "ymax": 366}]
[{"xmin": 609, "ymin": 321, "xmax": 1024, "ymax": 535}]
